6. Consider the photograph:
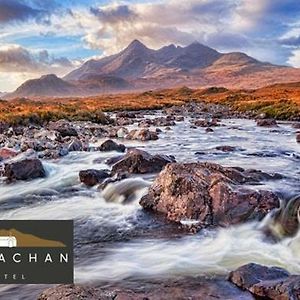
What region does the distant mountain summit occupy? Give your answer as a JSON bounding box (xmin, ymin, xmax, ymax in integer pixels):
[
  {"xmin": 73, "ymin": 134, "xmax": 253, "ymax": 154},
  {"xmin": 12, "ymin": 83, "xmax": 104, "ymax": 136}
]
[{"xmin": 6, "ymin": 40, "xmax": 300, "ymax": 99}]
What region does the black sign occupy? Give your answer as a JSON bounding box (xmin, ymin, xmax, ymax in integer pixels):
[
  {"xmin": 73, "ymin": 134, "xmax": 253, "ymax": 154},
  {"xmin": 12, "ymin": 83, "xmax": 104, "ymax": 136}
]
[{"xmin": 0, "ymin": 220, "xmax": 73, "ymax": 284}]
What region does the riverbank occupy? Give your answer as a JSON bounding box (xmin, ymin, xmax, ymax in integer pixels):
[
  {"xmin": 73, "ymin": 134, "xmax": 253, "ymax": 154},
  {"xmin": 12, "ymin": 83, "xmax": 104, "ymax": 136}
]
[
  {"xmin": 1, "ymin": 81, "xmax": 300, "ymax": 126},
  {"xmin": 0, "ymin": 101, "xmax": 299, "ymax": 299}
]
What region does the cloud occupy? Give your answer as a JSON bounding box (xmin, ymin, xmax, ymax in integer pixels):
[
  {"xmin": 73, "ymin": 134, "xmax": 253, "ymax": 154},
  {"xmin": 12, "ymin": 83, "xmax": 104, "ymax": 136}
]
[
  {"xmin": 0, "ymin": 44, "xmax": 77, "ymax": 91},
  {"xmin": 288, "ymin": 49, "xmax": 300, "ymax": 67},
  {"xmin": 0, "ymin": 0, "xmax": 61, "ymax": 25}
]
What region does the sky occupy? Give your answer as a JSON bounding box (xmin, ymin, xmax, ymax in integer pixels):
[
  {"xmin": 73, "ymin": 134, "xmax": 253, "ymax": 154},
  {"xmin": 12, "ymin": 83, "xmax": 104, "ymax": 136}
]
[{"xmin": 0, "ymin": 0, "xmax": 300, "ymax": 92}]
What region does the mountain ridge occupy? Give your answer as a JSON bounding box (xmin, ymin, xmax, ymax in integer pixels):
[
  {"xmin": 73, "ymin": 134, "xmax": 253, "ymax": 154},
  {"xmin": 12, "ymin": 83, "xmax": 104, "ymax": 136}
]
[{"xmin": 5, "ymin": 40, "xmax": 300, "ymax": 99}]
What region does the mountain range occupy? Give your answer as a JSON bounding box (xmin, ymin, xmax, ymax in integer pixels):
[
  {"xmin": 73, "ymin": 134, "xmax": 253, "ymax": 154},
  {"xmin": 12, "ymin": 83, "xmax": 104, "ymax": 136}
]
[{"xmin": 5, "ymin": 40, "xmax": 300, "ymax": 99}]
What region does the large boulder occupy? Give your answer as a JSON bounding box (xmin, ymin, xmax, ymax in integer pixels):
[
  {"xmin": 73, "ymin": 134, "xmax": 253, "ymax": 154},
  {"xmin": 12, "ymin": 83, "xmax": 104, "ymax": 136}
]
[
  {"xmin": 140, "ymin": 162, "xmax": 279, "ymax": 229},
  {"xmin": 79, "ymin": 169, "xmax": 110, "ymax": 187},
  {"xmin": 99, "ymin": 140, "xmax": 125, "ymax": 152},
  {"xmin": 111, "ymin": 149, "xmax": 175, "ymax": 175},
  {"xmin": 229, "ymin": 263, "xmax": 300, "ymax": 299},
  {"xmin": 4, "ymin": 159, "xmax": 46, "ymax": 181}
]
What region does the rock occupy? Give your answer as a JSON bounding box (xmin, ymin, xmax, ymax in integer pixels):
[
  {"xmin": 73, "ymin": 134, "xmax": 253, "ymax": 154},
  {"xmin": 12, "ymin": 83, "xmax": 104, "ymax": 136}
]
[
  {"xmin": 111, "ymin": 149, "xmax": 175, "ymax": 175},
  {"xmin": 39, "ymin": 278, "xmax": 255, "ymax": 300},
  {"xmin": 256, "ymin": 119, "xmax": 278, "ymax": 127},
  {"xmin": 116, "ymin": 111, "xmax": 136, "ymax": 118},
  {"xmin": 48, "ymin": 121, "xmax": 78, "ymax": 137},
  {"xmin": 79, "ymin": 169, "xmax": 110, "ymax": 187},
  {"xmin": 125, "ymin": 129, "xmax": 159, "ymax": 141},
  {"xmin": 229, "ymin": 263, "xmax": 300, "ymax": 299},
  {"xmin": 99, "ymin": 139, "xmax": 126, "ymax": 152},
  {"xmin": 0, "ymin": 148, "xmax": 18, "ymax": 160},
  {"xmin": 194, "ymin": 118, "xmax": 219, "ymax": 127},
  {"xmin": 216, "ymin": 145, "xmax": 236, "ymax": 152},
  {"xmin": 206, "ymin": 127, "xmax": 214, "ymax": 133},
  {"xmin": 38, "ymin": 284, "xmax": 115, "ymax": 300},
  {"xmin": 4, "ymin": 159, "xmax": 46, "ymax": 181},
  {"xmin": 296, "ymin": 133, "xmax": 300, "ymax": 143},
  {"xmin": 140, "ymin": 162, "xmax": 279, "ymax": 229},
  {"xmin": 292, "ymin": 123, "xmax": 300, "ymax": 129},
  {"xmin": 175, "ymin": 116, "xmax": 184, "ymax": 122},
  {"xmin": 67, "ymin": 138, "xmax": 83, "ymax": 152},
  {"xmin": 116, "ymin": 127, "xmax": 129, "ymax": 138}
]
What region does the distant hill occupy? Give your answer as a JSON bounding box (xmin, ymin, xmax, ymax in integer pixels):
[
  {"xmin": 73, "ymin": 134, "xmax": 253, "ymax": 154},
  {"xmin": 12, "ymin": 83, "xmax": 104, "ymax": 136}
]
[{"xmin": 6, "ymin": 40, "xmax": 300, "ymax": 99}]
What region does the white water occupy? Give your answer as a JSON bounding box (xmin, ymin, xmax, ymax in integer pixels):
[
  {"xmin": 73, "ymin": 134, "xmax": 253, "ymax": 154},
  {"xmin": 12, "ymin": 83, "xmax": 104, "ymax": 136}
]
[{"xmin": 0, "ymin": 115, "xmax": 299, "ymax": 298}]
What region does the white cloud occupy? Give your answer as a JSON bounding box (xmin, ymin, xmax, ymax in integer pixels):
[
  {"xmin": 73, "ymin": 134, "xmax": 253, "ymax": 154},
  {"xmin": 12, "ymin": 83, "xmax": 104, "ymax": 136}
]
[
  {"xmin": 288, "ymin": 49, "xmax": 300, "ymax": 67},
  {"xmin": 0, "ymin": 44, "xmax": 77, "ymax": 91}
]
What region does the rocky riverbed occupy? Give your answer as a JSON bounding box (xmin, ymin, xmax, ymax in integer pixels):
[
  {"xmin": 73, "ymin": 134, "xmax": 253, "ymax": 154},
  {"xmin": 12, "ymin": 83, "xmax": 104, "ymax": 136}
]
[{"xmin": 0, "ymin": 102, "xmax": 299, "ymax": 299}]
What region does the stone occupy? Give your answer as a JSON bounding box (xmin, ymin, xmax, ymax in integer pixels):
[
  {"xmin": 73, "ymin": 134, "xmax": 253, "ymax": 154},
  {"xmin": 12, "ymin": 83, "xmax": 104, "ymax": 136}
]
[
  {"xmin": 4, "ymin": 159, "xmax": 46, "ymax": 181},
  {"xmin": 140, "ymin": 162, "xmax": 279, "ymax": 229},
  {"xmin": 0, "ymin": 148, "xmax": 18, "ymax": 160},
  {"xmin": 111, "ymin": 149, "xmax": 175, "ymax": 175},
  {"xmin": 99, "ymin": 140, "xmax": 126, "ymax": 152},
  {"xmin": 229, "ymin": 263, "xmax": 300, "ymax": 300},
  {"xmin": 79, "ymin": 169, "xmax": 110, "ymax": 187},
  {"xmin": 125, "ymin": 129, "xmax": 159, "ymax": 141},
  {"xmin": 256, "ymin": 119, "xmax": 278, "ymax": 127},
  {"xmin": 67, "ymin": 138, "xmax": 83, "ymax": 152}
]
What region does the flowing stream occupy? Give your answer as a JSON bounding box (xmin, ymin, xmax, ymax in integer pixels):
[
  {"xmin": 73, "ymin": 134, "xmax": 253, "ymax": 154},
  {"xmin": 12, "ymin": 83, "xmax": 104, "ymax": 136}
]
[{"xmin": 0, "ymin": 115, "xmax": 299, "ymax": 299}]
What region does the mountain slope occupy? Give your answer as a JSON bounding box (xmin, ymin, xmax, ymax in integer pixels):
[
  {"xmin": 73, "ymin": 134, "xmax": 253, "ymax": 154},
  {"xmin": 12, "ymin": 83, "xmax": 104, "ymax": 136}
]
[
  {"xmin": 7, "ymin": 74, "xmax": 78, "ymax": 98},
  {"xmin": 7, "ymin": 40, "xmax": 300, "ymax": 99}
]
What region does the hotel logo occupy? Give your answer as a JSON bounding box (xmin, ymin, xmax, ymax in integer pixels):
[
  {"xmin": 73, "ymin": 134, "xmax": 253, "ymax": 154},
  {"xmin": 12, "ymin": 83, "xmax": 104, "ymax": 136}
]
[{"xmin": 0, "ymin": 220, "xmax": 73, "ymax": 284}]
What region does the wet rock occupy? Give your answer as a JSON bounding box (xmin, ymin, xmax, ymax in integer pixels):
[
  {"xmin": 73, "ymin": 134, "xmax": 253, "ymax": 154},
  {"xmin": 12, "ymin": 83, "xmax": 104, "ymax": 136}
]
[
  {"xmin": 4, "ymin": 158, "xmax": 46, "ymax": 181},
  {"xmin": 116, "ymin": 111, "xmax": 136, "ymax": 118},
  {"xmin": 125, "ymin": 129, "xmax": 159, "ymax": 141},
  {"xmin": 296, "ymin": 133, "xmax": 300, "ymax": 143},
  {"xmin": 116, "ymin": 127, "xmax": 129, "ymax": 138},
  {"xmin": 79, "ymin": 169, "xmax": 110, "ymax": 187},
  {"xmin": 194, "ymin": 118, "xmax": 219, "ymax": 127},
  {"xmin": 67, "ymin": 138, "xmax": 83, "ymax": 152},
  {"xmin": 229, "ymin": 263, "xmax": 300, "ymax": 299},
  {"xmin": 175, "ymin": 116, "xmax": 184, "ymax": 122},
  {"xmin": 140, "ymin": 162, "xmax": 279, "ymax": 229},
  {"xmin": 105, "ymin": 155, "xmax": 125, "ymax": 166},
  {"xmin": 115, "ymin": 117, "xmax": 134, "ymax": 126},
  {"xmin": 48, "ymin": 121, "xmax": 78, "ymax": 137},
  {"xmin": 99, "ymin": 139, "xmax": 126, "ymax": 152},
  {"xmin": 38, "ymin": 284, "xmax": 115, "ymax": 300},
  {"xmin": 111, "ymin": 149, "xmax": 175, "ymax": 175},
  {"xmin": 256, "ymin": 119, "xmax": 278, "ymax": 127},
  {"xmin": 39, "ymin": 278, "xmax": 255, "ymax": 300},
  {"xmin": 0, "ymin": 148, "xmax": 18, "ymax": 160},
  {"xmin": 216, "ymin": 145, "xmax": 236, "ymax": 152},
  {"xmin": 206, "ymin": 127, "xmax": 214, "ymax": 133}
]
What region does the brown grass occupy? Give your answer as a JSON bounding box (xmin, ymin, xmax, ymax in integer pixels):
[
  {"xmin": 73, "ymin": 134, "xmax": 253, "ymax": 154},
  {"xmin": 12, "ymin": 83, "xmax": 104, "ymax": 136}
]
[{"xmin": 1, "ymin": 82, "xmax": 300, "ymax": 125}]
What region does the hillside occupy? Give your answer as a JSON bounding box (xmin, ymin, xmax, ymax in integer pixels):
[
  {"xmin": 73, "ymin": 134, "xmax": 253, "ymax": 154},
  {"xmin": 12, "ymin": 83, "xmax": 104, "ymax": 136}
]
[{"xmin": 5, "ymin": 40, "xmax": 300, "ymax": 99}]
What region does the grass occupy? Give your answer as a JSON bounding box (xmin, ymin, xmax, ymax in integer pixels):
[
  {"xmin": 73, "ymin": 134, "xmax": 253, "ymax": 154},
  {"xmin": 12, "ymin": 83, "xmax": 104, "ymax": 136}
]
[{"xmin": 0, "ymin": 83, "xmax": 300, "ymax": 125}]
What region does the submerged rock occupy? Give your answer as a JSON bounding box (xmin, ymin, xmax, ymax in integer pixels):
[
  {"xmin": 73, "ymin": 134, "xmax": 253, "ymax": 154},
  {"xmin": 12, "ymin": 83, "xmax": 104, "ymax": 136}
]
[
  {"xmin": 79, "ymin": 169, "xmax": 110, "ymax": 187},
  {"xmin": 111, "ymin": 149, "xmax": 175, "ymax": 175},
  {"xmin": 4, "ymin": 158, "xmax": 46, "ymax": 181},
  {"xmin": 99, "ymin": 139, "xmax": 126, "ymax": 152},
  {"xmin": 229, "ymin": 263, "xmax": 300, "ymax": 300},
  {"xmin": 140, "ymin": 162, "xmax": 279, "ymax": 229}
]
